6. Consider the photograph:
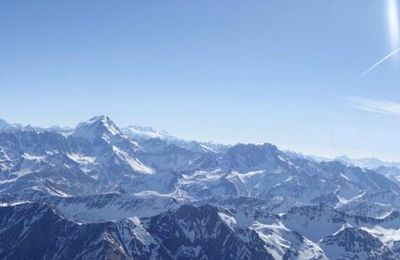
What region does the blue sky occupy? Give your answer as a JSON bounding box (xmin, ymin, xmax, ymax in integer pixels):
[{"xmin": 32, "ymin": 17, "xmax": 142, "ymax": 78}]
[{"xmin": 1, "ymin": 0, "xmax": 400, "ymax": 160}]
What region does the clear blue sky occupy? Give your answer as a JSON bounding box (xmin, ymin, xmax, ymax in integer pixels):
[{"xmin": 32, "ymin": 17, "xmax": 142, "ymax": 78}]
[{"xmin": 1, "ymin": 0, "xmax": 400, "ymax": 160}]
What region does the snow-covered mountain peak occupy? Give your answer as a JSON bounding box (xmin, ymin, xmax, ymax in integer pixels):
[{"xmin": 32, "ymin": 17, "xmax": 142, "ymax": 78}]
[
  {"xmin": 222, "ymin": 142, "xmax": 289, "ymax": 171},
  {"xmin": 122, "ymin": 125, "xmax": 174, "ymax": 140},
  {"xmin": 335, "ymin": 155, "xmax": 400, "ymax": 170},
  {"xmin": 0, "ymin": 119, "xmax": 17, "ymax": 132},
  {"xmin": 0, "ymin": 119, "xmax": 10, "ymax": 131},
  {"xmin": 86, "ymin": 115, "xmax": 117, "ymax": 129},
  {"xmin": 72, "ymin": 115, "xmax": 122, "ymax": 140},
  {"xmin": 319, "ymin": 226, "xmax": 399, "ymax": 259}
]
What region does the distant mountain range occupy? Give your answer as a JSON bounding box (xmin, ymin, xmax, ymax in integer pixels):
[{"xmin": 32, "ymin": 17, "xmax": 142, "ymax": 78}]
[{"xmin": 1, "ymin": 115, "xmax": 400, "ymax": 259}]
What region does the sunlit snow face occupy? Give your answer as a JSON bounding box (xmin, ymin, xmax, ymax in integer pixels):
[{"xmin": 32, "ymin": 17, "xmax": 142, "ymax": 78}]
[{"xmin": 388, "ymin": 0, "xmax": 400, "ymax": 50}]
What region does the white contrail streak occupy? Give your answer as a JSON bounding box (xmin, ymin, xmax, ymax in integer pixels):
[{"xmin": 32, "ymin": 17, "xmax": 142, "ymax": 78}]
[
  {"xmin": 358, "ymin": 48, "xmax": 400, "ymax": 79},
  {"xmin": 348, "ymin": 96, "xmax": 400, "ymax": 116}
]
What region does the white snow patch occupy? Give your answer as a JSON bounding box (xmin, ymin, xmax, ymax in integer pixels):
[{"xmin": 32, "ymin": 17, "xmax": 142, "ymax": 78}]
[
  {"xmin": 22, "ymin": 153, "xmax": 46, "ymax": 161},
  {"xmin": 68, "ymin": 153, "xmax": 96, "ymax": 164},
  {"xmin": 0, "ymin": 201, "xmax": 31, "ymax": 207},
  {"xmin": 340, "ymin": 173, "xmax": 350, "ymax": 181},
  {"xmin": 218, "ymin": 211, "xmax": 237, "ymax": 230},
  {"xmin": 112, "ymin": 146, "xmax": 154, "ymax": 174}
]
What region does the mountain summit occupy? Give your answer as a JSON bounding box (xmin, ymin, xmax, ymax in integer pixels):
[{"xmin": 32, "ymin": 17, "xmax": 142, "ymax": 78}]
[{"xmin": 72, "ymin": 115, "xmax": 122, "ymax": 140}]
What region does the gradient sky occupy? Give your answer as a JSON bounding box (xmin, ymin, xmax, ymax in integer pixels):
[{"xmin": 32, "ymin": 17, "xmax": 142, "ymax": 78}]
[{"xmin": 1, "ymin": 0, "xmax": 400, "ymax": 161}]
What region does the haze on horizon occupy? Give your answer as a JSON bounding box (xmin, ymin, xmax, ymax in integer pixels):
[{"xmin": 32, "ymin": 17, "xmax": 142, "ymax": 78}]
[{"xmin": 1, "ymin": 0, "xmax": 400, "ymax": 161}]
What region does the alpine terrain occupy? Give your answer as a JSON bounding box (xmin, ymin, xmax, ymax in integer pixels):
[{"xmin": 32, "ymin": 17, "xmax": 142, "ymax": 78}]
[{"xmin": 1, "ymin": 116, "xmax": 400, "ymax": 259}]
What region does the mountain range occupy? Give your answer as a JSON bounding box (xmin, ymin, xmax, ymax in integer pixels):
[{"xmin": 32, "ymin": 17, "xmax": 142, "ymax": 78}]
[{"xmin": 1, "ymin": 115, "xmax": 400, "ymax": 259}]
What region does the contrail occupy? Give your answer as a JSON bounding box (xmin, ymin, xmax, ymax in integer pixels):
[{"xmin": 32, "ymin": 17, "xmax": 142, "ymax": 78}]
[{"xmin": 358, "ymin": 48, "xmax": 400, "ymax": 79}]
